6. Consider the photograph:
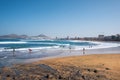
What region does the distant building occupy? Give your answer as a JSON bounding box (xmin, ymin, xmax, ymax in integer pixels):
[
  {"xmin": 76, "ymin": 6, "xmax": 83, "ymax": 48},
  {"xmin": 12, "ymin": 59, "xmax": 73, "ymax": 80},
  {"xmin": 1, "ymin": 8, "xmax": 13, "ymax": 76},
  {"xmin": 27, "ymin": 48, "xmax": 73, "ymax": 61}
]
[
  {"xmin": 98, "ymin": 35, "xmax": 104, "ymax": 39},
  {"xmin": 67, "ymin": 36, "xmax": 69, "ymax": 40},
  {"xmin": 116, "ymin": 34, "xmax": 120, "ymax": 41},
  {"xmin": 116, "ymin": 34, "xmax": 120, "ymax": 38},
  {"xmin": 56, "ymin": 37, "xmax": 58, "ymax": 39},
  {"xmin": 104, "ymin": 36, "xmax": 112, "ymax": 41}
]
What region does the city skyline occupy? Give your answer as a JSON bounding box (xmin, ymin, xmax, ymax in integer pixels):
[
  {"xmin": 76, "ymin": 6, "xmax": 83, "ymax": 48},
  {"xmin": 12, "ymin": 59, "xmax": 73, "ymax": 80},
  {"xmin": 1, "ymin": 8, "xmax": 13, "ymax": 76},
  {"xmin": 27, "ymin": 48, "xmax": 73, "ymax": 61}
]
[{"xmin": 0, "ymin": 0, "xmax": 120, "ymax": 37}]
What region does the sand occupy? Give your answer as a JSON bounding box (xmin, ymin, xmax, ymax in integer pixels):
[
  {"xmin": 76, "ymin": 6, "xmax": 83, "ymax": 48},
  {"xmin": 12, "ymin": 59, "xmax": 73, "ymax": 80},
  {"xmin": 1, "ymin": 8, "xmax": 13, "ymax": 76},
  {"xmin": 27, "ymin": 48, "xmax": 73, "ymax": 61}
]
[{"xmin": 0, "ymin": 54, "xmax": 120, "ymax": 80}]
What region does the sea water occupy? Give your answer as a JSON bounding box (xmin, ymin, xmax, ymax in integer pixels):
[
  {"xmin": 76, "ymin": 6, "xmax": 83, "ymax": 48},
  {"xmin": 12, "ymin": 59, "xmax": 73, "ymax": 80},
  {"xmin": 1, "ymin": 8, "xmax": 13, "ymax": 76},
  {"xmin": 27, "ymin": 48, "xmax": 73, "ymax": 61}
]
[
  {"xmin": 0, "ymin": 39, "xmax": 119, "ymax": 51},
  {"xmin": 0, "ymin": 39, "xmax": 120, "ymax": 67}
]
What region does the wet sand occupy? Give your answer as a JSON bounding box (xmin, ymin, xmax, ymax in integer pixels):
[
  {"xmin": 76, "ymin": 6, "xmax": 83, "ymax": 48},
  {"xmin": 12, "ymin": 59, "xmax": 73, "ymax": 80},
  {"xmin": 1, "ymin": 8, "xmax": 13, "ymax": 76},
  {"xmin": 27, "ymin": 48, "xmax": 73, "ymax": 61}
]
[{"xmin": 0, "ymin": 54, "xmax": 120, "ymax": 80}]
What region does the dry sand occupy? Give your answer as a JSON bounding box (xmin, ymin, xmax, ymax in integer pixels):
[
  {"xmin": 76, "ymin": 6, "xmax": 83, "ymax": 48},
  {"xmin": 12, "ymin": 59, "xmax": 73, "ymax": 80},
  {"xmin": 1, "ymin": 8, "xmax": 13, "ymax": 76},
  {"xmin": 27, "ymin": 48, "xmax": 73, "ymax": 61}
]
[{"xmin": 0, "ymin": 54, "xmax": 120, "ymax": 80}]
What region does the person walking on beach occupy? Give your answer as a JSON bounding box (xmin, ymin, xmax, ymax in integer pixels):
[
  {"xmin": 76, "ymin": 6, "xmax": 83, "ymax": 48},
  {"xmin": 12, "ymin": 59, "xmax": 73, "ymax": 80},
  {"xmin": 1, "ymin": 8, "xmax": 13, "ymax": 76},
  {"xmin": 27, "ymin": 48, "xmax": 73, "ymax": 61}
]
[
  {"xmin": 13, "ymin": 48, "xmax": 15, "ymax": 57},
  {"xmin": 83, "ymin": 48, "xmax": 85, "ymax": 54}
]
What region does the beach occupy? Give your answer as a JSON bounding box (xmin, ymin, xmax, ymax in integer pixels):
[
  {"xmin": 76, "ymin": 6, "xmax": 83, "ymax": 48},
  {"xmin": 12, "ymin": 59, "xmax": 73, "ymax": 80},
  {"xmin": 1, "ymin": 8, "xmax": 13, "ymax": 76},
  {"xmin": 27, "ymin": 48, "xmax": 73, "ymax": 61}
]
[
  {"xmin": 0, "ymin": 40, "xmax": 120, "ymax": 80},
  {"xmin": 1, "ymin": 0, "xmax": 120, "ymax": 79},
  {"xmin": 0, "ymin": 54, "xmax": 120, "ymax": 80},
  {"xmin": 0, "ymin": 39, "xmax": 120, "ymax": 67}
]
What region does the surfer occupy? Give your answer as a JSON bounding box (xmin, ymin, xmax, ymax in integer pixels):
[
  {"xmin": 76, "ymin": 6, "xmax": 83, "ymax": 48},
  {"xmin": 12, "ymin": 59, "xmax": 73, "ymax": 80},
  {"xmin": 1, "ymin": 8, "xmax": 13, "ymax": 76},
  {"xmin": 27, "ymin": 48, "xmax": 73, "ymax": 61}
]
[{"xmin": 28, "ymin": 49, "xmax": 32, "ymax": 53}]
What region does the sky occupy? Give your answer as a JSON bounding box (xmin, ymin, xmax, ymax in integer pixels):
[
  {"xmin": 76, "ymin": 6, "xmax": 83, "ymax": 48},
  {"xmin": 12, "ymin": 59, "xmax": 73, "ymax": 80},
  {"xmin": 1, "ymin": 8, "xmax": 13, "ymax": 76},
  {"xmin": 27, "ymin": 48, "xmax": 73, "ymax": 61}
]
[{"xmin": 0, "ymin": 0, "xmax": 120, "ymax": 38}]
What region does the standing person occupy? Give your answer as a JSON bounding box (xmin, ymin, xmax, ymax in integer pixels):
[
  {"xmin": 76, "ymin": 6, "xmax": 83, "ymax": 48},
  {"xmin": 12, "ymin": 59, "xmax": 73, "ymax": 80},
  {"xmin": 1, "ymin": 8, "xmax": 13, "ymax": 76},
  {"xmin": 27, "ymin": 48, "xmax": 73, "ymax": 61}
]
[
  {"xmin": 83, "ymin": 48, "xmax": 85, "ymax": 54},
  {"xmin": 69, "ymin": 45, "xmax": 72, "ymax": 53},
  {"xmin": 13, "ymin": 48, "xmax": 15, "ymax": 57}
]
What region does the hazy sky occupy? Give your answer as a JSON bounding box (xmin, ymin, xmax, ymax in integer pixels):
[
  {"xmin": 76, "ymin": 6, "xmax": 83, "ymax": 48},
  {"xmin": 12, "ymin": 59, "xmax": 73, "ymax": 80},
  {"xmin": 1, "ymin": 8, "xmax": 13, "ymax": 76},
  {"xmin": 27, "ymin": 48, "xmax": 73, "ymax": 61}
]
[{"xmin": 0, "ymin": 0, "xmax": 120, "ymax": 37}]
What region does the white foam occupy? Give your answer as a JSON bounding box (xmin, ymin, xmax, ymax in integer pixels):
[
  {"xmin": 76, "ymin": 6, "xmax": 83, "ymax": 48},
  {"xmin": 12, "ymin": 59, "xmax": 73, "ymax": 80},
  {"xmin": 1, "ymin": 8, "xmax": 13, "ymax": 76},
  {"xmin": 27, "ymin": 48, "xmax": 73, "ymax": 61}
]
[
  {"xmin": 0, "ymin": 41, "xmax": 27, "ymax": 44},
  {"xmin": 15, "ymin": 46, "xmax": 60, "ymax": 51},
  {"xmin": 73, "ymin": 41, "xmax": 120, "ymax": 50},
  {"xmin": 0, "ymin": 40, "xmax": 120, "ymax": 52},
  {"xmin": 69, "ymin": 40, "xmax": 100, "ymax": 45}
]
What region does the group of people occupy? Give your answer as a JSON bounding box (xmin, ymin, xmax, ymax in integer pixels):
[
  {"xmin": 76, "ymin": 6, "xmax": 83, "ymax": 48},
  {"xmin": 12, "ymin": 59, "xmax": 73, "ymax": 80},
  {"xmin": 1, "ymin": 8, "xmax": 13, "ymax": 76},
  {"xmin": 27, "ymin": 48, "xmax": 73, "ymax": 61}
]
[
  {"xmin": 68, "ymin": 45, "xmax": 86, "ymax": 54},
  {"xmin": 11, "ymin": 48, "xmax": 32, "ymax": 57},
  {"xmin": 10, "ymin": 46, "xmax": 86, "ymax": 57}
]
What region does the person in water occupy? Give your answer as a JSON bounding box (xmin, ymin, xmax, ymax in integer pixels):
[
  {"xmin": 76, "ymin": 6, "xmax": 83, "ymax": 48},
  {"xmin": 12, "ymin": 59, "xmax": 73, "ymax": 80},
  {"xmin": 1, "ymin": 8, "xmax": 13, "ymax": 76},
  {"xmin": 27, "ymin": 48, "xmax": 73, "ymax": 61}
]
[
  {"xmin": 13, "ymin": 48, "xmax": 15, "ymax": 57},
  {"xmin": 28, "ymin": 49, "xmax": 32, "ymax": 53},
  {"xmin": 69, "ymin": 45, "xmax": 72, "ymax": 53},
  {"xmin": 4, "ymin": 48, "xmax": 7, "ymax": 52}
]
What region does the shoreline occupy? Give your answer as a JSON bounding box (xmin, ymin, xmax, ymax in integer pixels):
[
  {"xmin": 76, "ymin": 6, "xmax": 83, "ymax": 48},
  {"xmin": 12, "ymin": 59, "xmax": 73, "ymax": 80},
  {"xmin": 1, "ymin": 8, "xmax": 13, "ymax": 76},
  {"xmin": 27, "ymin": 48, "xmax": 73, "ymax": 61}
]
[
  {"xmin": 0, "ymin": 42, "xmax": 120, "ymax": 79},
  {"xmin": 24, "ymin": 46, "xmax": 120, "ymax": 63},
  {"xmin": 0, "ymin": 46, "xmax": 120, "ymax": 67}
]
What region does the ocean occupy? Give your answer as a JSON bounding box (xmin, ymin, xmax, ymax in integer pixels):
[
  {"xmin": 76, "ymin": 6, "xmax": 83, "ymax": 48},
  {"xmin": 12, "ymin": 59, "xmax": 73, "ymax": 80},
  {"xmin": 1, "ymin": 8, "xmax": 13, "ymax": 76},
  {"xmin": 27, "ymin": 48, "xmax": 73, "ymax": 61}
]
[
  {"xmin": 0, "ymin": 39, "xmax": 119, "ymax": 51},
  {"xmin": 0, "ymin": 39, "xmax": 120, "ymax": 67}
]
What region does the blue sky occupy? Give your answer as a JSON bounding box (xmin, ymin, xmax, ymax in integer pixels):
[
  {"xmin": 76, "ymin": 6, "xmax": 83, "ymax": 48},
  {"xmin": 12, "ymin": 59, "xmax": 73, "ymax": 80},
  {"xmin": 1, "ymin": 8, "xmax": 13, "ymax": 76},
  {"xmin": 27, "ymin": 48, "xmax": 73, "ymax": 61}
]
[{"xmin": 0, "ymin": 0, "xmax": 120, "ymax": 37}]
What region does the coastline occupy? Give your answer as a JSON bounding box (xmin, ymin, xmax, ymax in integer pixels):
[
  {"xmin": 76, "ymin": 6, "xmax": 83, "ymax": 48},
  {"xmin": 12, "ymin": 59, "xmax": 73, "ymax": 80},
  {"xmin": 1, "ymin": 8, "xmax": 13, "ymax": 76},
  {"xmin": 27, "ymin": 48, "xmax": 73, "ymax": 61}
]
[
  {"xmin": 0, "ymin": 40, "xmax": 120, "ymax": 79},
  {"xmin": 0, "ymin": 46, "xmax": 120, "ymax": 67},
  {"xmin": 24, "ymin": 46, "xmax": 120, "ymax": 63}
]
